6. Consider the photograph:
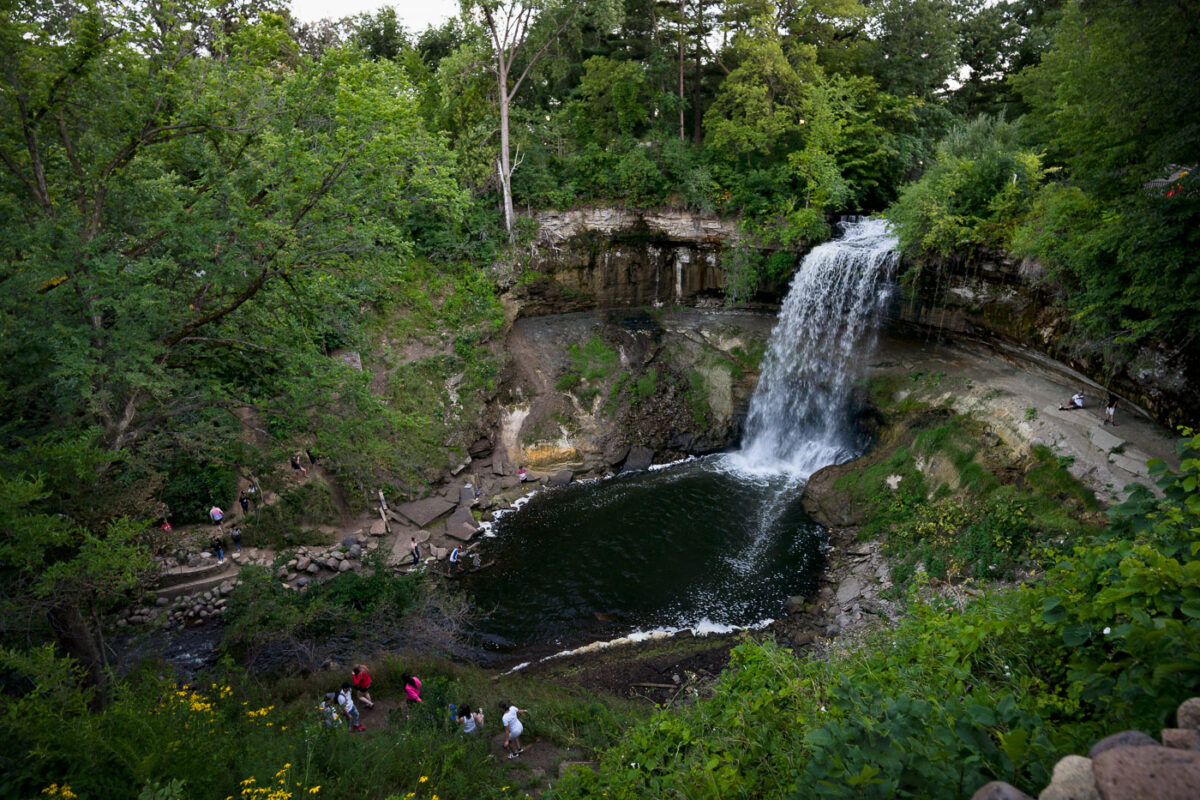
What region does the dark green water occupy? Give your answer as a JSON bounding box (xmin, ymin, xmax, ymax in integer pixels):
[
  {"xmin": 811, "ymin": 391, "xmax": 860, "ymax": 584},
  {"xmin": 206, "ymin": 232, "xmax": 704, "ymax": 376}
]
[{"xmin": 464, "ymin": 455, "xmax": 825, "ymax": 655}]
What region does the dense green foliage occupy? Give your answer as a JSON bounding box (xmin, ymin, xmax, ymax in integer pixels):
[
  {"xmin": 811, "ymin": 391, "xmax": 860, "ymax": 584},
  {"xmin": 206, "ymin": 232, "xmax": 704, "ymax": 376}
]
[
  {"xmin": 553, "ymin": 432, "xmax": 1200, "ymax": 798},
  {"xmin": 0, "ymin": 647, "xmax": 644, "ymax": 800}
]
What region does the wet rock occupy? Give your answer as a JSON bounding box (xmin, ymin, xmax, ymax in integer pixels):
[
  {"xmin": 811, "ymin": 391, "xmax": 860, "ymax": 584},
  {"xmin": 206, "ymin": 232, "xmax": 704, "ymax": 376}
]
[
  {"xmin": 972, "ymin": 782, "xmax": 1034, "ymax": 800},
  {"xmin": 1089, "ymin": 731, "xmax": 1159, "ymax": 759},
  {"xmin": 785, "ymin": 595, "xmax": 807, "ymax": 613},
  {"xmin": 622, "ymin": 445, "xmax": 654, "ymax": 473},
  {"xmin": 1038, "ymin": 755, "xmax": 1098, "ymax": 800},
  {"xmin": 1092, "ymin": 745, "xmax": 1200, "ymax": 800},
  {"xmin": 548, "ymin": 469, "xmax": 573, "ymax": 487},
  {"xmin": 802, "ymin": 462, "xmax": 868, "ymax": 527}
]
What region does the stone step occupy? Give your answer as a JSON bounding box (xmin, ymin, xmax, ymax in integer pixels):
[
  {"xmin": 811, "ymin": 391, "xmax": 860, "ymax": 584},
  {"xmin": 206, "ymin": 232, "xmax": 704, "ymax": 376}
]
[
  {"xmin": 156, "ymin": 564, "xmax": 237, "ymax": 601},
  {"xmin": 157, "ymin": 558, "xmax": 229, "ymax": 588}
]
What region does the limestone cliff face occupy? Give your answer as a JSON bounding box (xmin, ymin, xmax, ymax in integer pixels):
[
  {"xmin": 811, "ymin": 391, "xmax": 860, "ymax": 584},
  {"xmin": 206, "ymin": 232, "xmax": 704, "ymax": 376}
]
[
  {"xmin": 517, "ymin": 208, "xmax": 740, "ymax": 312},
  {"xmin": 891, "ymin": 251, "xmax": 1198, "ymax": 429}
]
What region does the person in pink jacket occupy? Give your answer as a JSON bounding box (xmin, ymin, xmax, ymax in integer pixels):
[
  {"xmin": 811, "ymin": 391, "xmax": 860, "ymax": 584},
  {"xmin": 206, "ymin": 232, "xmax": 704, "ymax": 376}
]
[{"xmin": 401, "ymin": 673, "xmax": 421, "ymax": 718}]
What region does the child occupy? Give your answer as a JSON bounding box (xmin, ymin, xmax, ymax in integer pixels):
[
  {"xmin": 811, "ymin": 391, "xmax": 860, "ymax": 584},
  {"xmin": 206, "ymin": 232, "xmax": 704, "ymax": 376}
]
[
  {"xmin": 456, "ymin": 703, "xmax": 484, "ymax": 735},
  {"xmin": 319, "ymin": 693, "xmax": 343, "ymax": 728},
  {"xmin": 499, "ymin": 701, "xmax": 527, "ymax": 758},
  {"xmin": 351, "ymin": 664, "xmax": 374, "ymax": 709},
  {"xmin": 338, "ymin": 682, "xmax": 365, "ymax": 731}
]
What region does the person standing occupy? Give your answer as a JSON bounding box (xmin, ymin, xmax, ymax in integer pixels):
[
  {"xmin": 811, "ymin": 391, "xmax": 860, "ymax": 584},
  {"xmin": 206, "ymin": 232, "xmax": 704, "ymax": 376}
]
[
  {"xmin": 408, "ymin": 537, "xmax": 421, "ymax": 566},
  {"xmin": 230, "ymin": 526, "xmax": 242, "ymax": 555},
  {"xmin": 319, "ymin": 693, "xmax": 343, "ymax": 728},
  {"xmin": 338, "ymin": 682, "xmax": 365, "ymax": 731},
  {"xmin": 449, "ymin": 545, "xmax": 461, "ymax": 573},
  {"xmin": 290, "ymin": 454, "xmax": 308, "ymax": 478},
  {"xmin": 351, "ymin": 665, "xmax": 374, "ymax": 709},
  {"xmin": 499, "ymin": 702, "xmax": 526, "ymax": 758},
  {"xmin": 239, "ymin": 491, "xmax": 250, "ymax": 517},
  {"xmin": 1104, "ymin": 393, "xmax": 1118, "ymax": 426},
  {"xmin": 211, "ymin": 533, "xmax": 225, "ymax": 564}
]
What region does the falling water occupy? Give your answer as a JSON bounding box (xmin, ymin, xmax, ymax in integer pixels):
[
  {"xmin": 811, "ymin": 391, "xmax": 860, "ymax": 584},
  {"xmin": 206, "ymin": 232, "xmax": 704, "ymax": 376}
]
[{"xmin": 734, "ymin": 218, "xmax": 897, "ymax": 476}]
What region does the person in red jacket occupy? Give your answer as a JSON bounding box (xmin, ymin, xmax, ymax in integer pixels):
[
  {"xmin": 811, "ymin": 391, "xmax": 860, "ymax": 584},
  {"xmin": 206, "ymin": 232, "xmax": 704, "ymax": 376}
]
[{"xmin": 351, "ymin": 664, "xmax": 374, "ymax": 709}]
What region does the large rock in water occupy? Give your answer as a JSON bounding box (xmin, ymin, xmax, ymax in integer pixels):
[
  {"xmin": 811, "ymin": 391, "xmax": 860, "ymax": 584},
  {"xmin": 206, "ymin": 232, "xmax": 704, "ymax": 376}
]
[
  {"xmin": 622, "ymin": 445, "xmax": 654, "ymax": 473},
  {"xmin": 802, "ymin": 461, "xmax": 868, "ymax": 528},
  {"xmin": 548, "ymin": 469, "xmax": 573, "ymax": 487}
]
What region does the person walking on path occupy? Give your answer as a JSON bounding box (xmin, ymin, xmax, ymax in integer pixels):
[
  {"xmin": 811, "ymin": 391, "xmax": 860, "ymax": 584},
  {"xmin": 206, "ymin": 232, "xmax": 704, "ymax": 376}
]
[
  {"xmin": 290, "ymin": 454, "xmax": 308, "ymax": 478},
  {"xmin": 449, "ymin": 545, "xmax": 462, "ymax": 573},
  {"xmin": 401, "ymin": 673, "xmax": 422, "ymax": 718},
  {"xmin": 351, "ymin": 665, "xmax": 374, "ymax": 709},
  {"xmin": 211, "ymin": 533, "xmax": 225, "ymax": 564},
  {"xmin": 209, "ymin": 505, "xmax": 225, "ymax": 531},
  {"xmin": 338, "ymin": 682, "xmax": 365, "ymax": 731},
  {"xmin": 500, "ymin": 702, "xmax": 526, "ymax": 758},
  {"xmin": 239, "ymin": 491, "xmax": 250, "ymax": 517},
  {"xmin": 1103, "ymin": 393, "xmax": 1119, "ymax": 426},
  {"xmin": 408, "ymin": 537, "xmax": 421, "ymax": 566},
  {"xmin": 230, "ymin": 526, "xmax": 242, "ymax": 555}
]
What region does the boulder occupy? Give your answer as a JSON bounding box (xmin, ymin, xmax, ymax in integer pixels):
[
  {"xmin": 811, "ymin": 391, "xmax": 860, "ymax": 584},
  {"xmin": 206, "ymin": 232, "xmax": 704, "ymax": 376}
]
[
  {"xmin": 468, "ymin": 438, "xmax": 492, "ymax": 458},
  {"xmin": 447, "ymin": 522, "xmax": 478, "ymax": 542},
  {"xmin": 295, "ymin": 556, "xmax": 312, "ymax": 571},
  {"xmin": 395, "ymin": 496, "xmax": 456, "ymax": 527},
  {"xmin": 497, "ymin": 475, "xmax": 520, "ymax": 490},
  {"xmin": 835, "ymin": 576, "xmax": 864, "ymax": 607},
  {"xmin": 342, "ymin": 535, "xmax": 359, "ymax": 548},
  {"xmin": 1089, "ymin": 731, "xmax": 1160, "ymax": 759},
  {"xmin": 604, "ymin": 443, "xmax": 630, "ymax": 468},
  {"xmin": 1092, "ymin": 745, "xmax": 1200, "ymax": 800},
  {"xmin": 548, "ymin": 469, "xmax": 573, "ymax": 487},
  {"xmin": 802, "ymin": 462, "xmax": 868, "ymax": 527},
  {"xmin": 1178, "ymin": 698, "xmax": 1200, "ymax": 729},
  {"xmin": 447, "ymin": 505, "xmax": 478, "ymax": 533},
  {"xmin": 306, "ymin": 563, "xmax": 320, "ymax": 574},
  {"xmin": 338, "ymin": 560, "xmax": 353, "ymax": 573},
  {"xmin": 622, "ymin": 445, "xmax": 654, "ymax": 473},
  {"xmin": 460, "ymin": 485, "xmax": 477, "ymax": 506},
  {"xmin": 369, "ymin": 519, "xmax": 388, "ymax": 536},
  {"xmin": 1038, "ymin": 755, "xmax": 1098, "ymax": 800},
  {"xmin": 971, "ymin": 782, "xmax": 1033, "ymax": 800},
  {"xmin": 1162, "ymin": 729, "xmax": 1200, "ymax": 751},
  {"xmin": 349, "ymin": 545, "xmax": 362, "ymax": 559}
]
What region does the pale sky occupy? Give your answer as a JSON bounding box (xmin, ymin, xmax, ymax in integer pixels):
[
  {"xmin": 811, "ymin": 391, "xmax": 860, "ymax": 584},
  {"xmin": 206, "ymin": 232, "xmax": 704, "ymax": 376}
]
[{"xmin": 290, "ymin": 0, "xmax": 460, "ymax": 31}]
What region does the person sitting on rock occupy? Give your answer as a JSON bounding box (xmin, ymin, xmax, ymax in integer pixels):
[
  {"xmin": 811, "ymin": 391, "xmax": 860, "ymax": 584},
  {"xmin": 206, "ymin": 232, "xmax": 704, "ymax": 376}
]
[{"xmin": 1058, "ymin": 391, "xmax": 1085, "ymax": 411}]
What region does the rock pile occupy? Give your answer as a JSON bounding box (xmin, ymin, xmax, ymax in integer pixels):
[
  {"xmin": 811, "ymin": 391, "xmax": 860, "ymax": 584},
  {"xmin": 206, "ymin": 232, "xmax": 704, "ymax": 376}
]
[{"xmin": 972, "ymin": 697, "xmax": 1200, "ymax": 799}]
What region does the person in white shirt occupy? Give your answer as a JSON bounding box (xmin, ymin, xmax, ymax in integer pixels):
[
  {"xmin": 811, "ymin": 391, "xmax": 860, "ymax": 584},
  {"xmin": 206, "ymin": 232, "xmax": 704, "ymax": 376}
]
[
  {"xmin": 499, "ymin": 701, "xmax": 526, "ymax": 758},
  {"xmin": 338, "ymin": 682, "xmax": 364, "ymax": 731},
  {"xmin": 1058, "ymin": 390, "xmax": 1085, "ymax": 411},
  {"xmin": 456, "ymin": 703, "xmax": 484, "ymax": 734}
]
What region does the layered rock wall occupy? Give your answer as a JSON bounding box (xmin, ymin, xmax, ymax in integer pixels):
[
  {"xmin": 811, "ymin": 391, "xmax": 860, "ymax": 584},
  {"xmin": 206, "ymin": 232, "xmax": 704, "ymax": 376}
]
[{"xmin": 891, "ymin": 251, "xmax": 1198, "ymax": 428}]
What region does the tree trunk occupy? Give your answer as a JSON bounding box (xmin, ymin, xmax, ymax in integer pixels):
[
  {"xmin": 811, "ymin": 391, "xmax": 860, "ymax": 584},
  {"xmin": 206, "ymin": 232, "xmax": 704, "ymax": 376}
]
[
  {"xmin": 48, "ymin": 601, "xmax": 110, "ymax": 707},
  {"xmin": 692, "ymin": 13, "xmax": 704, "ymax": 143},
  {"xmin": 678, "ymin": 0, "xmax": 686, "ymax": 141},
  {"xmin": 498, "ymin": 71, "xmax": 515, "ymax": 238}
]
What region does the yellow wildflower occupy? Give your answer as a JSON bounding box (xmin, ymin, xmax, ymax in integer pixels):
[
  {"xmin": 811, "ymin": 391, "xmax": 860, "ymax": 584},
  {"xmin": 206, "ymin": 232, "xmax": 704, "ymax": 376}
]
[{"xmin": 418, "ymin": 776, "xmax": 428, "ymax": 783}]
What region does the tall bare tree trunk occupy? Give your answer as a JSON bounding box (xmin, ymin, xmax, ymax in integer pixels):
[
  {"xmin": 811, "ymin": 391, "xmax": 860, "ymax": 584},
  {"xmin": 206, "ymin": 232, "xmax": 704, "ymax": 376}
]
[
  {"xmin": 497, "ymin": 73, "xmax": 515, "ymax": 237},
  {"xmin": 678, "ymin": 0, "xmax": 686, "ymax": 141}
]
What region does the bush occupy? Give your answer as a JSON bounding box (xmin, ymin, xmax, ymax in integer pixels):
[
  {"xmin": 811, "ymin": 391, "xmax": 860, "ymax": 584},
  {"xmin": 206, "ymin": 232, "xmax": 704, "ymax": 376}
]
[{"xmin": 160, "ymin": 460, "xmax": 239, "ymax": 524}]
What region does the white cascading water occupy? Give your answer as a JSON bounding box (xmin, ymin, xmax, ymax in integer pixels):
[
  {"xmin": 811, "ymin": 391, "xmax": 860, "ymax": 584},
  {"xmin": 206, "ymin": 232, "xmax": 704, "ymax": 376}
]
[{"xmin": 731, "ymin": 218, "xmax": 897, "ymax": 478}]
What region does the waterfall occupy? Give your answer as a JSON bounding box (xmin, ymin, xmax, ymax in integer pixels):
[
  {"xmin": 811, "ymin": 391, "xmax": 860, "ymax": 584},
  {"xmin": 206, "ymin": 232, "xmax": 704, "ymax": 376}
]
[{"xmin": 735, "ymin": 218, "xmax": 897, "ymax": 477}]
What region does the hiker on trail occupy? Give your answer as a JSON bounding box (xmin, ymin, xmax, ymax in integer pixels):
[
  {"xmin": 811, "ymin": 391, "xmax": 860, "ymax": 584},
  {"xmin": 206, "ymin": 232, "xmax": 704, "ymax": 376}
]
[
  {"xmin": 1058, "ymin": 390, "xmax": 1085, "ymax": 411},
  {"xmin": 351, "ymin": 665, "xmax": 374, "ymax": 709},
  {"xmin": 408, "ymin": 537, "xmax": 421, "ymax": 566},
  {"xmin": 230, "ymin": 527, "xmax": 242, "ymax": 554},
  {"xmin": 307, "ymin": 447, "xmax": 318, "ymax": 467},
  {"xmin": 499, "ymin": 702, "xmax": 526, "ymax": 758},
  {"xmin": 456, "ymin": 703, "xmax": 484, "ymax": 735},
  {"xmin": 209, "ymin": 505, "xmax": 224, "ymax": 530},
  {"xmin": 319, "ymin": 693, "xmax": 343, "ymax": 728},
  {"xmin": 239, "ymin": 492, "xmax": 250, "ymax": 516},
  {"xmin": 1104, "ymin": 394, "xmax": 1119, "ymax": 426},
  {"xmin": 291, "ymin": 454, "xmax": 308, "ymax": 478},
  {"xmin": 449, "ymin": 546, "xmax": 462, "ymax": 572},
  {"xmin": 160, "ymin": 519, "xmax": 172, "ymax": 532},
  {"xmin": 401, "ymin": 673, "xmax": 422, "ymax": 717},
  {"xmin": 338, "ymin": 682, "xmax": 364, "ymax": 731},
  {"xmin": 245, "ymin": 483, "xmax": 258, "ymax": 507},
  {"xmin": 211, "ymin": 533, "xmax": 225, "ymax": 564}
]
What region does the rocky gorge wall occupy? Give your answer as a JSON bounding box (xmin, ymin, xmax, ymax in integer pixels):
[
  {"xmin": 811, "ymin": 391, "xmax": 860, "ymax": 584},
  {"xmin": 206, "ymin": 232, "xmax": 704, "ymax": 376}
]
[{"xmin": 891, "ymin": 251, "xmax": 1199, "ymax": 429}]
